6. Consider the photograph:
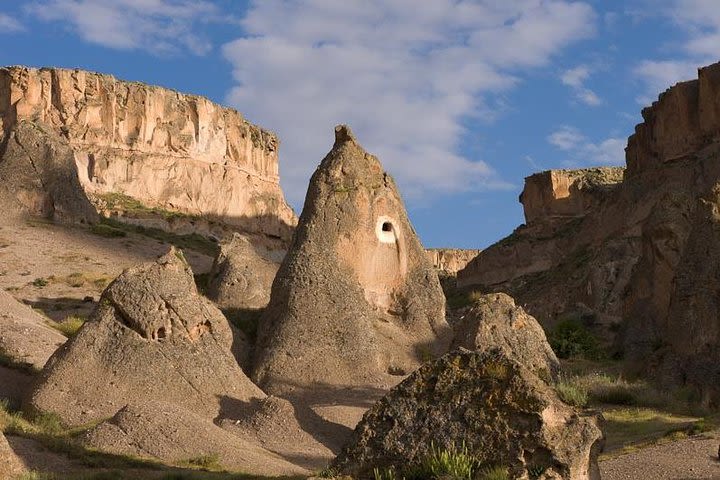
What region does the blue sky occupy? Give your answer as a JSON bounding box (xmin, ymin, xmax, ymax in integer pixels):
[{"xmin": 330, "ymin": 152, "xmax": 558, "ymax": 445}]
[{"xmin": 1, "ymin": 0, "xmax": 717, "ymax": 248}]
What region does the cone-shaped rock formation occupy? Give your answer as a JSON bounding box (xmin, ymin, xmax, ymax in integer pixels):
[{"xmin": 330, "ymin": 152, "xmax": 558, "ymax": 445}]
[{"xmin": 252, "ymin": 125, "xmax": 450, "ymax": 395}]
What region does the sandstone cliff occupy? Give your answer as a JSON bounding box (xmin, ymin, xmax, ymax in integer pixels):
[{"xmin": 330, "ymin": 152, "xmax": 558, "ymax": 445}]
[
  {"xmin": 458, "ymin": 62, "xmax": 720, "ymax": 406},
  {"xmin": 0, "ymin": 66, "xmax": 296, "ymax": 241}
]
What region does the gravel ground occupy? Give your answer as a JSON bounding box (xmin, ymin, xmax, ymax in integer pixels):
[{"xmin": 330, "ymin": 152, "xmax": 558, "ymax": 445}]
[{"xmin": 600, "ymin": 433, "xmax": 720, "ymax": 480}]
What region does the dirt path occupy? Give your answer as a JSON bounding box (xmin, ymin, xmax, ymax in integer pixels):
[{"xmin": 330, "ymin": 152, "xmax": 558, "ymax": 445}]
[{"xmin": 600, "ymin": 432, "xmax": 720, "ymax": 480}]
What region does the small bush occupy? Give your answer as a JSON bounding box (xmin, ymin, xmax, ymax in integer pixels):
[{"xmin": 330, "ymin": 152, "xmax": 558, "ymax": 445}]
[
  {"xmin": 555, "ymin": 379, "xmax": 589, "ymax": 408},
  {"xmin": 52, "ymin": 315, "xmax": 86, "ymax": 338},
  {"xmin": 32, "ymin": 277, "xmax": 49, "ymax": 288},
  {"xmin": 548, "ymin": 319, "xmax": 599, "ymax": 360}
]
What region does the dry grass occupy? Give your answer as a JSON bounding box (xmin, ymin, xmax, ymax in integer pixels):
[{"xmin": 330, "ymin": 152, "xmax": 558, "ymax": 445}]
[{"xmin": 51, "ymin": 315, "xmax": 86, "ymax": 338}]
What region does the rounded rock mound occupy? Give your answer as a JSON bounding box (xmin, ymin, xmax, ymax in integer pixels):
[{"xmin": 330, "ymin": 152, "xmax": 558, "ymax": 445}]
[
  {"xmin": 451, "ymin": 292, "xmax": 560, "ymax": 380},
  {"xmin": 26, "ymin": 247, "xmax": 264, "ymax": 426}
]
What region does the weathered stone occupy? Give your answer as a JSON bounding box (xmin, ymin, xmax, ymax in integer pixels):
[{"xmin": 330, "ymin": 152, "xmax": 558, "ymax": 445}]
[
  {"xmin": 207, "ymin": 233, "xmax": 280, "ymax": 311},
  {"xmin": 252, "ymin": 125, "xmax": 450, "ymax": 396},
  {"xmin": 451, "ymin": 293, "xmax": 560, "ymax": 379},
  {"xmin": 27, "ymin": 247, "xmax": 264, "ymax": 426},
  {"xmin": 0, "ymin": 66, "xmax": 296, "ymax": 240},
  {"xmin": 82, "ymin": 400, "xmax": 306, "ymax": 477},
  {"xmin": 0, "ymin": 432, "xmax": 25, "ymax": 479},
  {"xmin": 0, "ymin": 290, "xmax": 66, "ymax": 370},
  {"xmin": 333, "ymin": 348, "xmax": 604, "ymax": 480},
  {"xmin": 425, "ymin": 248, "xmax": 481, "ymax": 274}
]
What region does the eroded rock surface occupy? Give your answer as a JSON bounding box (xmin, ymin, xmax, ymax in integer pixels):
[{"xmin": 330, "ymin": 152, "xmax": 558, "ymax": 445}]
[
  {"xmin": 0, "ymin": 290, "xmax": 66, "ymax": 370},
  {"xmin": 253, "ymin": 125, "xmax": 450, "ymax": 396},
  {"xmin": 425, "ymin": 248, "xmax": 481, "ymax": 274},
  {"xmin": 0, "ymin": 66, "xmax": 296, "ymax": 240},
  {"xmin": 451, "ymin": 293, "xmax": 560, "ymax": 379},
  {"xmin": 27, "ymin": 247, "xmax": 264, "ymax": 425},
  {"xmin": 83, "ymin": 400, "xmax": 306, "ymax": 477},
  {"xmin": 207, "ymin": 233, "xmax": 281, "ymax": 311},
  {"xmin": 333, "ymin": 348, "xmax": 604, "ymax": 480}
]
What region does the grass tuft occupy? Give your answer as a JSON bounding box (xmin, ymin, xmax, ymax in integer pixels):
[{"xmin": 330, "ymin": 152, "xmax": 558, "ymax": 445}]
[
  {"xmin": 52, "ymin": 315, "xmax": 86, "ymax": 338},
  {"xmin": 554, "ymin": 378, "xmax": 589, "ymax": 408}
]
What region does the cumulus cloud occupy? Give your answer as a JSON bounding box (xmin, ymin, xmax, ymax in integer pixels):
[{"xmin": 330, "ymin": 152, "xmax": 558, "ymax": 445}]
[
  {"xmin": 25, "ymin": 0, "xmax": 222, "ymax": 55},
  {"xmin": 223, "ymin": 0, "xmax": 596, "ymax": 205},
  {"xmin": 560, "ymin": 65, "xmax": 602, "ymax": 106},
  {"xmin": 0, "ymin": 13, "xmax": 24, "ymax": 32},
  {"xmin": 547, "ymin": 126, "xmax": 625, "ymax": 165},
  {"xmin": 634, "ymin": 0, "xmax": 720, "ymax": 105}
]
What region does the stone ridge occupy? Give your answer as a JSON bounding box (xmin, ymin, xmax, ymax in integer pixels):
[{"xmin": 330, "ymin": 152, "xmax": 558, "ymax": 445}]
[
  {"xmin": 0, "ymin": 66, "xmax": 297, "ymax": 240},
  {"xmin": 626, "ymin": 62, "xmax": 720, "ymax": 176}
]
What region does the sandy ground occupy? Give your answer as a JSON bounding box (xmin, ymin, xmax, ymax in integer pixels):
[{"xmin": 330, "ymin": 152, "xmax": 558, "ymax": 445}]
[
  {"xmin": 600, "ymin": 432, "xmax": 720, "ymax": 480},
  {"xmin": 0, "ymin": 218, "xmax": 213, "ymax": 321}
]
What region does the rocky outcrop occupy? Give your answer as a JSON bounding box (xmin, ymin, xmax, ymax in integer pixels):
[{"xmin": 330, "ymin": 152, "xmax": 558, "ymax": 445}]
[
  {"xmin": 451, "ymin": 293, "xmax": 560, "ymax": 380},
  {"xmin": 27, "ymin": 248, "xmax": 264, "ymax": 426},
  {"xmin": 0, "ymin": 66, "xmax": 296, "ymax": 240},
  {"xmin": 425, "ymin": 248, "xmax": 481, "ymax": 274},
  {"xmin": 0, "ymin": 290, "xmax": 66, "ymax": 370},
  {"xmin": 333, "ymin": 349, "xmax": 604, "ymax": 480},
  {"xmin": 82, "ymin": 400, "xmax": 307, "ymax": 476},
  {"xmin": 207, "ymin": 233, "xmax": 281, "ymax": 311},
  {"xmin": 457, "ymin": 61, "xmax": 720, "ymax": 405},
  {"xmin": 252, "ymin": 125, "xmax": 450, "ymax": 396}
]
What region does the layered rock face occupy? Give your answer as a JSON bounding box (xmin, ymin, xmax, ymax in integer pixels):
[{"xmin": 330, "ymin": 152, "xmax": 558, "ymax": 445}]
[
  {"xmin": 333, "ymin": 349, "xmax": 604, "ymax": 480},
  {"xmin": 425, "ymin": 248, "xmax": 481, "ymax": 274},
  {"xmin": 0, "ymin": 66, "xmax": 296, "ymax": 240},
  {"xmin": 458, "ymin": 62, "xmax": 720, "ymax": 405},
  {"xmin": 27, "ymin": 248, "xmax": 264, "ymax": 426},
  {"xmin": 252, "ymin": 125, "xmax": 450, "ymax": 396}
]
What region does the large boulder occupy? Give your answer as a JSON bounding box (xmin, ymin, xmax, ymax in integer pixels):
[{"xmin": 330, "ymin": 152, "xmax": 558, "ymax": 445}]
[
  {"xmin": 252, "ymin": 125, "xmax": 450, "ymax": 395},
  {"xmin": 0, "ymin": 290, "xmax": 66, "ymax": 370},
  {"xmin": 451, "ymin": 293, "xmax": 560, "ymax": 380},
  {"xmin": 26, "ymin": 247, "xmax": 264, "ymax": 426},
  {"xmin": 82, "ymin": 400, "xmax": 306, "ymax": 477},
  {"xmin": 333, "ymin": 349, "xmax": 604, "ymax": 480},
  {"xmin": 206, "ymin": 233, "xmax": 280, "ymax": 312}
]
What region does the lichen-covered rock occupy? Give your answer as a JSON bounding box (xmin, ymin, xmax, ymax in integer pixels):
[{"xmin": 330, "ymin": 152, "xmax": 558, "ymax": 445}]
[
  {"xmin": 27, "ymin": 247, "xmax": 264, "ymax": 426},
  {"xmin": 252, "ymin": 125, "xmax": 450, "ymax": 395},
  {"xmin": 333, "ymin": 349, "xmax": 604, "ymax": 480},
  {"xmin": 0, "ymin": 290, "xmax": 66, "ymax": 370},
  {"xmin": 82, "ymin": 400, "xmax": 306, "ymax": 477},
  {"xmin": 207, "ymin": 233, "xmax": 280, "ymax": 311},
  {"xmin": 451, "ymin": 293, "xmax": 560, "ymax": 380}
]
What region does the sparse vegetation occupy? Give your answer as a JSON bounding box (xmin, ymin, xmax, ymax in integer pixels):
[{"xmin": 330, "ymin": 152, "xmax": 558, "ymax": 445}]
[
  {"xmin": 90, "ymin": 223, "xmax": 127, "ymax": 238},
  {"xmin": 182, "ymin": 453, "xmax": 222, "ymax": 471},
  {"xmin": 477, "ymin": 466, "xmax": 510, "ymax": 480},
  {"xmin": 32, "ymin": 277, "xmax": 49, "ymax": 288},
  {"xmin": 0, "ymin": 351, "xmax": 38, "ymax": 375},
  {"xmin": 98, "ymin": 192, "xmax": 197, "ymax": 222},
  {"xmin": 548, "ymin": 318, "xmax": 600, "ymax": 360},
  {"xmin": 554, "ymin": 378, "xmax": 589, "ymax": 407},
  {"xmin": 51, "ymin": 315, "xmax": 86, "ymax": 338},
  {"xmin": 94, "ymin": 218, "xmax": 217, "ymax": 257},
  {"xmin": 371, "ymin": 443, "xmax": 481, "ymax": 480}
]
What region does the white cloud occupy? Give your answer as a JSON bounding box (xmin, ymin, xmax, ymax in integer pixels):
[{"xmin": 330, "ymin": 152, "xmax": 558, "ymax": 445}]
[
  {"xmin": 634, "ymin": 0, "xmax": 720, "ymax": 105},
  {"xmin": 26, "ymin": 0, "xmax": 222, "ymax": 55},
  {"xmin": 548, "ymin": 126, "xmax": 625, "ymax": 165},
  {"xmin": 560, "ymin": 64, "xmax": 602, "ymax": 106},
  {"xmin": 0, "ymin": 13, "xmax": 24, "ymax": 33},
  {"xmin": 224, "ymin": 0, "xmax": 596, "ymax": 205}
]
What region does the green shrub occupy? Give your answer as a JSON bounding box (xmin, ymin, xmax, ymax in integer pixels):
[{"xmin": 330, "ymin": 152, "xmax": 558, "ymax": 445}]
[
  {"xmin": 555, "ymin": 379, "xmax": 589, "ymax": 408},
  {"xmin": 32, "ymin": 277, "xmax": 49, "ymax": 288},
  {"xmin": 548, "ymin": 318, "xmax": 599, "ymax": 359}
]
